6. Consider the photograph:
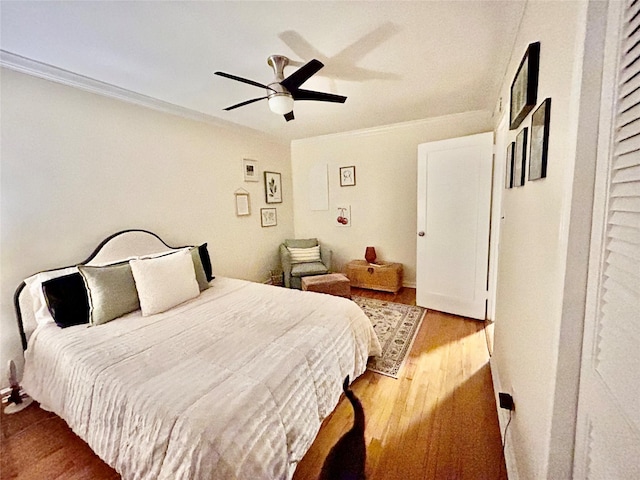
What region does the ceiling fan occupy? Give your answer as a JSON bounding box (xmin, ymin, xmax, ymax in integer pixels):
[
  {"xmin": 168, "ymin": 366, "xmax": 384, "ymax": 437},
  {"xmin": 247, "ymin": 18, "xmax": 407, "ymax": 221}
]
[{"xmin": 214, "ymin": 55, "xmax": 347, "ymax": 122}]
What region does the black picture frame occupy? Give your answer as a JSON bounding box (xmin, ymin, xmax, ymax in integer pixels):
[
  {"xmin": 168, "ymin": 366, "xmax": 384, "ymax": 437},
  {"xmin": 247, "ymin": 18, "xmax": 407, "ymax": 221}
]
[
  {"xmin": 264, "ymin": 171, "xmax": 282, "ymax": 204},
  {"xmin": 339, "ymin": 166, "xmax": 356, "ymax": 186},
  {"xmin": 513, "ymin": 128, "xmax": 528, "ymax": 188},
  {"xmin": 505, "ymin": 142, "xmax": 515, "ymax": 189},
  {"xmin": 510, "ymin": 42, "xmax": 540, "ymax": 130},
  {"xmin": 529, "ymin": 98, "xmax": 551, "ymax": 181}
]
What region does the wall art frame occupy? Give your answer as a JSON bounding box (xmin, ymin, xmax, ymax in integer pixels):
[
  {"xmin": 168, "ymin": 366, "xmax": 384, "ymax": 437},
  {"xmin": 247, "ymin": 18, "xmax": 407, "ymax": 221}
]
[
  {"xmin": 235, "ymin": 191, "xmax": 250, "ymax": 216},
  {"xmin": 513, "ymin": 127, "xmax": 528, "ymax": 188},
  {"xmin": 336, "ymin": 205, "xmax": 351, "ymax": 227},
  {"xmin": 505, "ymin": 142, "xmax": 515, "ymax": 189},
  {"xmin": 264, "ymin": 171, "xmax": 282, "ymax": 203},
  {"xmin": 340, "ymin": 166, "xmax": 356, "ymax": 186},
  {"xmin": 529, "ymin": 98, "xmax": 551, "ymax": 181},
  {"xmin": 243, "ymin": 158, "xmax": 259, "ymax": 182},
  {"xmin": 260, "ymin": 208, "xmax": 277, "ymax": 227},
  {"xmin": 510, "ymin": 41, "xmax": 540, "ymax": 130}
]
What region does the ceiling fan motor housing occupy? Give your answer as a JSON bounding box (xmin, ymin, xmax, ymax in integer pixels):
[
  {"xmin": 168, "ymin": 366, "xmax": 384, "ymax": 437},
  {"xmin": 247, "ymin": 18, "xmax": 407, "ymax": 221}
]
[{"xmin": 267, "ymin": 55, "xmax": 294, "ymax": 113}]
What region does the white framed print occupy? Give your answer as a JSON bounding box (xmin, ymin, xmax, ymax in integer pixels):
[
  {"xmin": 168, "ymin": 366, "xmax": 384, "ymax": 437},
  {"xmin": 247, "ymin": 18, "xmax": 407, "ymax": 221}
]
[
  {"xmin": 243, "ymin": 158, "xmax": 259, "ymax": 182},
  {"xmin": 235, "ymin": 192, "xmax": 250, "ymax": 216},
  {"xmin": 261, "ymin": 208, "xmax": 277, "ymax": 227}
]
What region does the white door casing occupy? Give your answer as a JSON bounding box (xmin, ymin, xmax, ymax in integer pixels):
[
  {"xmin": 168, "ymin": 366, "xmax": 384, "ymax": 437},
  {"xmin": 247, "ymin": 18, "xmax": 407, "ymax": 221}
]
[
  {"xmin": 488, "ymin": 113, "xmax": 509, "ymax": 322},
  {"xmin": 416, "ymin": 132, "xmax": 493, "ymax": 320},
  {"xmin": 574, "ymin": 1, "xmax": 640, "ymax": 478}
]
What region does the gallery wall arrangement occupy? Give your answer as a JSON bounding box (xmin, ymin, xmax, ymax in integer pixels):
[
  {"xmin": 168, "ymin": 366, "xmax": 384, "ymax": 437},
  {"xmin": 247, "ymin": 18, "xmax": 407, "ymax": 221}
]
[
  {"xmin": 506, "ymin": 41, "xmax": 551, "ymax": 190},
  {"xmin": 237, "ymin": 157, "xmax": 284, "ymax": 228}
]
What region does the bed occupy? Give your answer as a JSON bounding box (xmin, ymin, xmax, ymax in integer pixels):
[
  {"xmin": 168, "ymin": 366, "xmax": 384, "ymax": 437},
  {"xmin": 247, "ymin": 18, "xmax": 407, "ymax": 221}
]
[{"xmin": 14, "ymin": 229, "xmax": 381, "ymax": 479}]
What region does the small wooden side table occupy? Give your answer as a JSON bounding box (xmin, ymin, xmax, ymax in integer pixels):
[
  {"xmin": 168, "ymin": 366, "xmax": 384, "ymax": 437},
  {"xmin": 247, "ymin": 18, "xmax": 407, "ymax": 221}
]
[{"xmin": 346, "ymin": 260, "xmax": 403, "ymax": 293}]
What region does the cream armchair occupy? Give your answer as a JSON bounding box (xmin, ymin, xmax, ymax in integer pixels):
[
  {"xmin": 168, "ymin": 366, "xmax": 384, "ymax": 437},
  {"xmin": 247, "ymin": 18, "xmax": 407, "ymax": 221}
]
[{"xmin": 280, "ymin": 238, "xmax": 332, "ymax": 289}]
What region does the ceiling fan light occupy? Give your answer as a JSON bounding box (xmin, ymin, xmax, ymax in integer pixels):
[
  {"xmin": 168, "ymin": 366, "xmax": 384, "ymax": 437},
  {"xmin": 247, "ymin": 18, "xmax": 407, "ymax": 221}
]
[{"xmin": 268, "ymin": 93, "xmax": 294, "ymax": 115}]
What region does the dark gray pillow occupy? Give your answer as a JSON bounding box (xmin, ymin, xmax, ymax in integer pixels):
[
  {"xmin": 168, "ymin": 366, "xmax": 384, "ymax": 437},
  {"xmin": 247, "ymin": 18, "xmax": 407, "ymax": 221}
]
[
  {"xmin": 198, "ymin": 243, "xmax": 214, "ymax": 282},
  {"xmin": 78, "ymin": 262, "xmax": 140, "ymax": 326},
  {"xmin": 42, "ymin": 273, "xmax": 90, "ymax": 328}
]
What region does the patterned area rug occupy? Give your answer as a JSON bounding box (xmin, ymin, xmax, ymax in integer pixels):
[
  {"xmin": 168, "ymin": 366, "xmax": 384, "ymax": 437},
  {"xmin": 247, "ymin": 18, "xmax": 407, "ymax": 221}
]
[{"xmin": 352, "ymin": 296, "xmax": 427, "ymax": 378}]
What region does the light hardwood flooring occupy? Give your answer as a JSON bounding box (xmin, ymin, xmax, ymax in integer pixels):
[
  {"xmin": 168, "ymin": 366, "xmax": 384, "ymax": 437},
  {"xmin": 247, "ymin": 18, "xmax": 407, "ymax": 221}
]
[{"xmin": 1, "ymin": 287, "xmax": 506, "ymax": 479}]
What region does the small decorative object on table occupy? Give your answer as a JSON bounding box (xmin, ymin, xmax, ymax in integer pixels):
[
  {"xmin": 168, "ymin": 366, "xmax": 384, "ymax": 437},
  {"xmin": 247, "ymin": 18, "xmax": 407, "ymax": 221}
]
[{"xmin": 364, "ymin": 246, "xmax": 377, "ymax": 264}]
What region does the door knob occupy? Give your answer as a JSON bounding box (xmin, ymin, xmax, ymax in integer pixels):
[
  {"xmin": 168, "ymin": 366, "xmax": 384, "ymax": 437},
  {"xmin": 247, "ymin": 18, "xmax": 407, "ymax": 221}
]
[{"xmin": 418, "ymin": 231, "xmax": 425, "ymax": 237}]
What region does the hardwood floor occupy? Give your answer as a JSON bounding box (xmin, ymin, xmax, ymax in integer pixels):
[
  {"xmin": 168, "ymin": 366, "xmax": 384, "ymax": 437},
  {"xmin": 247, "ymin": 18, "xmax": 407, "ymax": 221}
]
[
  {"xmin": 1, "ymin": 287, "xmax": 506, "ymax": 479},
  {"xmin": 294, "ymin": 287, "xmax": 506, "ymax": 480}
]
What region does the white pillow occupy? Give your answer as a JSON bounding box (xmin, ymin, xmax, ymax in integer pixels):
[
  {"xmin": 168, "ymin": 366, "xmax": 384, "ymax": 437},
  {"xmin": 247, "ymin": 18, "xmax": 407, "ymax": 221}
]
[
  {"xmin": 24, "ymin": 266, "xmax": 78, "ymax": 325},
  {"xmin": 129, "ymin": 249, "xmax": 199, "ymax": 316},
  {"xmin": 287, "ymin": 246, "xmax": 321, "ymax": 264}
]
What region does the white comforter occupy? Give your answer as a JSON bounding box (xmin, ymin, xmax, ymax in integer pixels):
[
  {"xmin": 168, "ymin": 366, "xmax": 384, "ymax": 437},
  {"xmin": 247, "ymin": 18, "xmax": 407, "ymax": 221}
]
[{"xmin": 23, "ymin": 277, "xmax": 381, "ymax": 479}]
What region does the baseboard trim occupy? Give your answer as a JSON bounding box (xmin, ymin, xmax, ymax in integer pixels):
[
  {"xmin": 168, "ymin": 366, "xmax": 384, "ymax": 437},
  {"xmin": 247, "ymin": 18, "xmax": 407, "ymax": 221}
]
[{"xmin": 490, "ymin": 357, "xmax": 519, "ymax": 480}]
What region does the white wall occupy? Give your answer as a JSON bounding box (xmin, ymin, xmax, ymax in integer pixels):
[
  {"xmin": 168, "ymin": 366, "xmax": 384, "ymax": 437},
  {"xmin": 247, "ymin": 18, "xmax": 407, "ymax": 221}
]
[
  {"xmin": 291, "ymin": 111, "xmax": 493, "ymax": 285},
  {"xmin": 0, "ymin": 69, "xmax": 293, "ymax": 381},
  {"xmin": 491, "ymin": 2, "xmax": 598, "ymax": 479}
]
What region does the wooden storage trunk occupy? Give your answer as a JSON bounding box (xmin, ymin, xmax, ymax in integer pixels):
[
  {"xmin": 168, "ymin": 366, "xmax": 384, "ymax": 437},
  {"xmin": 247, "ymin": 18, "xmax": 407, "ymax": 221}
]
[{"xmin": 346, "ymin": 260, "xmax": 403, "ymax": 293}]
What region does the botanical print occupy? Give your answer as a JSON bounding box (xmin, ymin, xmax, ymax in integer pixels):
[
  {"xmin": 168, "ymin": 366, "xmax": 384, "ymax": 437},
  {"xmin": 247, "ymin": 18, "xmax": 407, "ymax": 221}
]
[
  {"xmin": 264, "ymin": 172, "xmax": 282, "ymax": 203},
  {"xmin": 261, "ymin": 208, "xmax": 277, "ymax": 227}
]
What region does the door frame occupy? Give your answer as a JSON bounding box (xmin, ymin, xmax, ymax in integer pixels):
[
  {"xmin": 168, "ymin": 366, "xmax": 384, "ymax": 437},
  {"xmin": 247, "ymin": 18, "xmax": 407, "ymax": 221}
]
[{"xmin": 487, "ymin": 113, "xmax": 509, "ymax": 322}]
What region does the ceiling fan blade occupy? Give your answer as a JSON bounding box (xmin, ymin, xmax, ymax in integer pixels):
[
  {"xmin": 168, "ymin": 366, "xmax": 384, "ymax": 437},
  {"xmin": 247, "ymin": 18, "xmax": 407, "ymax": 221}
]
[
  {"xmin": 280, "ymin": 59, "xmax": 324, "ymax": 91},
  {"xmin": 223, "ymin": 96, "xmax": 268, "ymax": 111},
  {"xmin": 291, "ymin": 89, "xmax": 347, "ymax": 103},
  {"xmin": 284, "ymin": 111, "xmax": 295, "ymax": 122},
  {"xmin": 214, "ymin": 71, "xmax": 274, "ymax": 91}
]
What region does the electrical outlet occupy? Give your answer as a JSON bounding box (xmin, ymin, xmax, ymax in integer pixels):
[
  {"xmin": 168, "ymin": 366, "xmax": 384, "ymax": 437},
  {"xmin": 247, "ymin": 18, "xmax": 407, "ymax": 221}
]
[{"xmin": 499, "ymin": 392, "xmax": 514, "ymax": 411}]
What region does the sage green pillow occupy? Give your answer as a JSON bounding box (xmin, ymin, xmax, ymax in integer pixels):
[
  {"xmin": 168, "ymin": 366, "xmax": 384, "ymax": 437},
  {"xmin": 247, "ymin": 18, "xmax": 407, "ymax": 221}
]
[
  {"xmin": 190, "ymin": 247, "xmax": 209, "ymax": 291},
  {"xmin": 78, "ymin": 262, "xmax": 140, "ymax": 326}
]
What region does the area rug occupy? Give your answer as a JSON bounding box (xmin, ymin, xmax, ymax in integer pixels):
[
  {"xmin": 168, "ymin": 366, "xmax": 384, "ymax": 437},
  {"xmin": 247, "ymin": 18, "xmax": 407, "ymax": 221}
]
[{"xmin": 352, "ymin": 296, "xmax": 426, "ymax": 378}]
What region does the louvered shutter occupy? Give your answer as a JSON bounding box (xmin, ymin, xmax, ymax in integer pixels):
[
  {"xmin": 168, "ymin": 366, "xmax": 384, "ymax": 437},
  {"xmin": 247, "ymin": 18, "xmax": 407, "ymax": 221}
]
[
  {"xmin": 574, "ymin": 1, "xmax": 640, "ymax": 478},
  {"xmin": 599, "ymin": 0, "xmax": 640, "ymax": 408}
]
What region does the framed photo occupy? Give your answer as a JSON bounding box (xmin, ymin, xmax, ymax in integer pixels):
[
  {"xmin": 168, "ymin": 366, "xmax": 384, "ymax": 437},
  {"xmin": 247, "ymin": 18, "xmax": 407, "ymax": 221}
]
[
  {"xmin": 260, "ymin": 208, "xmax": 277, "ymax": 227},
  {"xmin": 513, "ymin": 128, "xmax": 528, "ymax": 188},
  {"xmin": 243, "ymin": 158, "xmax": 259, "ymax": 182},
  {"xmin": 505, "ymin": 142, "xmax": 515, "ymax": 189},
  {"xmin": 340, "ymin": 166, "xmax": 356, "ymax": 186},
  {"xmin": 529, "ymin": 98, "xmax": 551, "ymax": 181},
  {"xmin": 510, "ymin": 42, "xmax": 540, "ymax": 130},
  {"xmin": 235, "ymin": 192, "xmax": 250, "ymax": 216},
  {"xmin": 264, "ymin": 171, "xmax": 282, "ymax": 203}
]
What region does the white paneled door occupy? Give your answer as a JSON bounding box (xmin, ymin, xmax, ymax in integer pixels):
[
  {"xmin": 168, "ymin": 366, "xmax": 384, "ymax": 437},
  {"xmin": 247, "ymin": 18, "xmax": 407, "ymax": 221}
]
[{"xmin": 416, "ymin": 132, "xmax": 493, "ymax": 320}]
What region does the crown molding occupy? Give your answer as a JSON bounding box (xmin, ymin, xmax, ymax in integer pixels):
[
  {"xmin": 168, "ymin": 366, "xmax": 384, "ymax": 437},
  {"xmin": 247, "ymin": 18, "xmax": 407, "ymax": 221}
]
[
  {"xmin": 0, "ymin": 50, "xmax": 280, "ymax": 142},
  {"xmin": 292, "ymin": 109, "xmax": 493, "ymax": 143}
]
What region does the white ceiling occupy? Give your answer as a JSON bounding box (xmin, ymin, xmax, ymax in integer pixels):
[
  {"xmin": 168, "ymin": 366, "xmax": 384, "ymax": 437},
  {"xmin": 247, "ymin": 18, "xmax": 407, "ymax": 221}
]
[{"xmin": 0, "ymin": 1, "xmax": 526, "ymax": 143}]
